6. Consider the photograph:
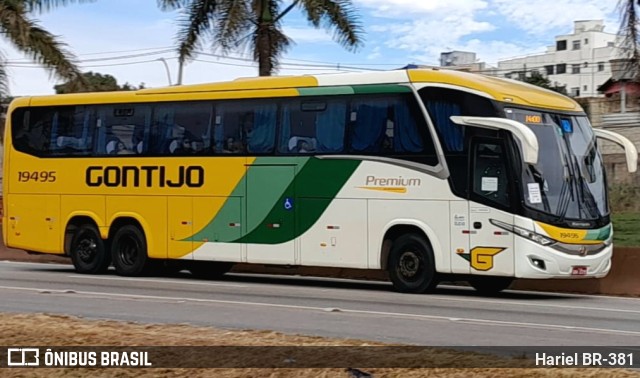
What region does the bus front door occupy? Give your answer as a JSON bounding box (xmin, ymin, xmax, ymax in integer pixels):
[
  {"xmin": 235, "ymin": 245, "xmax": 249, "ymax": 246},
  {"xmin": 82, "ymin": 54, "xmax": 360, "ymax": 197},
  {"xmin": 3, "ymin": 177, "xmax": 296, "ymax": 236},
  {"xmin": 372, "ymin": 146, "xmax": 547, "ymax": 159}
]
[{"xmin": 468, "ymin": 139, "xmax": 515, "ymax": 277}]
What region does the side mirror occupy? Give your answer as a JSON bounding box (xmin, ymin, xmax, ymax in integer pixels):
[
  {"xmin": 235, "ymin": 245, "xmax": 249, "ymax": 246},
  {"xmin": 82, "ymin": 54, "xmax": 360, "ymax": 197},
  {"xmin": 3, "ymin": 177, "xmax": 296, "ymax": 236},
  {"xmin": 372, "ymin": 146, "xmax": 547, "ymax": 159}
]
[
  {"xmin": 450, "ymin": 116, "xmax": 539, "ymax": 165},
  {"xmin": 593, "ymin": 129, "xmax": 638, "ymax": 173}
]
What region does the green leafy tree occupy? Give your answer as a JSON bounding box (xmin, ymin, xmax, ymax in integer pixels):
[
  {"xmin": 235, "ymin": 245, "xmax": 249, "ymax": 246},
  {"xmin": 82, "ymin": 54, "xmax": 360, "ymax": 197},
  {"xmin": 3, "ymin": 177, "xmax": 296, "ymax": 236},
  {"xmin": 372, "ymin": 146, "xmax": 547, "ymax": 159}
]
[
  {"xmin": 0, "ymin": 0, "xmax": 92, "ymax": 96},
  {"xmin": 159, "ymin": 0, "xmax": 364, "ymax": 77},
  {"xmin": 521, "ymin": 71, "xmax": 568, "ymax": 95},
  {"xmin": 54, "ymin": 71, "xmax": 144, "ymax": 93}
]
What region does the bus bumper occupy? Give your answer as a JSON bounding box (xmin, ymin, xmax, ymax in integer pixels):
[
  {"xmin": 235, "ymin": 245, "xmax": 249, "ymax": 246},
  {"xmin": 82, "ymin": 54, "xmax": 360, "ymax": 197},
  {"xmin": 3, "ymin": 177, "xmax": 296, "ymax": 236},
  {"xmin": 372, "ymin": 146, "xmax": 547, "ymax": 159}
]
[{"xmin": 515, "ymin": 238, "xmax": 612, "ymax": 279}]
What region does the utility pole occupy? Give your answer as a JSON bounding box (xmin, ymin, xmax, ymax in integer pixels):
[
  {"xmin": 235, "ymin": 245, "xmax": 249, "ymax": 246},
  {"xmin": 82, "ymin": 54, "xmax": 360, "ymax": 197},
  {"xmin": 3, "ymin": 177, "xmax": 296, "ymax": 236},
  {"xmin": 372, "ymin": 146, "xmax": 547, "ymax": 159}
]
[
  {"xmin": 156, "ymin": 58, "xmax": 172, "ymax": 86},
  {"xmin": 177, "ymin": 59, "xmax": 184, "ymax": 86}
]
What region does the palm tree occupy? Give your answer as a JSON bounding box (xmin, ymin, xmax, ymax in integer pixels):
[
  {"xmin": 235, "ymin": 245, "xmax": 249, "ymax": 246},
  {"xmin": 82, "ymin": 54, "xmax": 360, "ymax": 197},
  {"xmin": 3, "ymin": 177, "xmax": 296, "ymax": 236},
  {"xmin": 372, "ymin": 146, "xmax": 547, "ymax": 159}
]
[
  {"xmin": 0, "ymin": 0, "xmax": 89, "ymax": 96},
  {"xmin": 159, "ymin": 0, "xmax": 363, "ymax": 77}
]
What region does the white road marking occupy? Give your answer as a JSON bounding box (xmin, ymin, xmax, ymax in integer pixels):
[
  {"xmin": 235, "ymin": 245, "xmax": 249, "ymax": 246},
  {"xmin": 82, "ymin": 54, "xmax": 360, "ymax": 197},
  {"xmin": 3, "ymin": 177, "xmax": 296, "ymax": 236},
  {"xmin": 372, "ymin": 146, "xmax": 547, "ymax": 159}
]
[
  {"xmin": 0, "ymin": 284, "xmax": 638, "ymax": 338},
  {"xmin": 67, "ymin": 275, "xmax": 247, "ymax": 288},
  {"xmin": 1, "ymin": 261, "xmax": 639, "ymax": 314},
  {"xmin": 422, "ymin": 291, "xmax": 640, "ymax": 315}
]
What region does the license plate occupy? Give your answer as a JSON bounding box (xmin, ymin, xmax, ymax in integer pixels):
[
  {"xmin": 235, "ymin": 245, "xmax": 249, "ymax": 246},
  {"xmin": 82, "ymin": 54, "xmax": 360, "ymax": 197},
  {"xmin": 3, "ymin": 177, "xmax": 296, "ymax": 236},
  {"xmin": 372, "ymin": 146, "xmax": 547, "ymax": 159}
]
[{"xmin": 571, "ymin": 266, "xmax": 588, "ymax": 276}]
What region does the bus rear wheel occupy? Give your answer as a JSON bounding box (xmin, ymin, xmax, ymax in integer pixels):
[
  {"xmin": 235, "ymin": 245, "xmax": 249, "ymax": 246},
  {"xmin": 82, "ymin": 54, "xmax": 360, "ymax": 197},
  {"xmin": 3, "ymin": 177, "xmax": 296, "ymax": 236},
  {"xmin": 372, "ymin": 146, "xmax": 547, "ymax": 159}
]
[
  {"xmin": 70, "ymin": 224, "xmax": 110, "ymax": 274},
  {"xmin": 468, "ymin": 276, "xmax": 513, "ymax": 295},
  {"xmin": 387, "ymin": 233, "xmax": 438, "ymax": 293},
  {"xmin": 189, "ymin": 262, "xmax": 234, "ymax": 280},
  {"xmin": 111, "ymin": 225, "xmax": 148, "ymax": 276}
]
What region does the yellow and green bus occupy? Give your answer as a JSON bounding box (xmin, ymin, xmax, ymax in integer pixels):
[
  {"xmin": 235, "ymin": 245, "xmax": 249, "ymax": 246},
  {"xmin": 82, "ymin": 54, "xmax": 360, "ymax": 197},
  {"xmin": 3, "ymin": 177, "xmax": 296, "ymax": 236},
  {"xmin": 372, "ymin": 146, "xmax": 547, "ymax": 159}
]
[{"xmin": 3, "ymin": 69, "xmax": 637, "ymax": 293}]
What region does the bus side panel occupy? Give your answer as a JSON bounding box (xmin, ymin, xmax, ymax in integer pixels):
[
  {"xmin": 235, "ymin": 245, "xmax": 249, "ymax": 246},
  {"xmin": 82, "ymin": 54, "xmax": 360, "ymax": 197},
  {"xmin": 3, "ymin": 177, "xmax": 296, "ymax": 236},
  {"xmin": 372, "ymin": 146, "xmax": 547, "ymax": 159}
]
[
  {"xmin": 61, "ymin": 195, "xmax": 106, "ymax": 234},
  {"xmin": 168, "ymin": 196, "xmax": 193, "ymax": 259},
  {"xmin": 191, "ymin": 196, "xmax": 243, "ymax": 262},
  {"xmin": 106, "ymin": 196, "xmax": 167, "ymax": 259},
  {"xmin": 299, "ymin": 198, "xmax": 368, "ymax": 268},
  {"xmin": 7, "ymin": 194, "xmax": 62, "ymax": 253},
  {"xmin": 367, "ymin": 200, "xmax": 451, "ymax": 273}
]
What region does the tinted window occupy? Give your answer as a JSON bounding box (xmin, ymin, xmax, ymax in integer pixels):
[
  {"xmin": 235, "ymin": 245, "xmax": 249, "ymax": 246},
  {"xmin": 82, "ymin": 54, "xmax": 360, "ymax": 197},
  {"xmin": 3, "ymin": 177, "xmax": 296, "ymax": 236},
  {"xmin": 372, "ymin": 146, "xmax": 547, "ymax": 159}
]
[
  {"xmin": 214, "ymin": 100, "xmax": 277, "ymax": 154},
  {"xmin": 279, "ymin": 98, "xmax": 346, "ymax": 154},
  {"xmin": 419, "ymin": 87, "xmax": 500, "ymax": 198},
  {"xmin": 151, "ymin": 102, "xmax": 213, "ymax": 155},
  {"xmin": 348, "ymin": 94, "xmax": 437, "ymax": 164},
  {"xmin": 50, "ymin": 106, "xmax": 95, "ymax": 156},
  {"xmin": 12, "ymin": 107, "xmax": 52, "ymax": 156},
  {"xmin": 96, "ymin": 105, "xmax": 150, "ymax": 155}
]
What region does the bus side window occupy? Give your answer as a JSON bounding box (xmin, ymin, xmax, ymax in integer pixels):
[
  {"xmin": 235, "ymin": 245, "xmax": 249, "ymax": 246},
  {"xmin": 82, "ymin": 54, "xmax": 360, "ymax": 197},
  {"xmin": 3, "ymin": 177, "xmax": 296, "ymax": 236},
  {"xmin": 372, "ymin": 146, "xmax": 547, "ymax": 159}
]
[
  {"xmin": 278, "ymin": 98, "xmax": 346, "ymax": 154},
  {"xmin": 97, "ymin": 105, "xmax": 150, "ymax": 156},
  {"xmin": 51, "ymin": 106, "xmax": 95, "ymax": 156},
  {"xmin": 349, "ymin": 100, "xmax": 388, "ymax": 153},
  {"xmin": 215, "ymin": 101, "xmax": 272, "ymax": 155},
  {"xmin": 171, "ymin": 102, "xmax": 214, "ymax": 155},
  {"xmin": 214, "ymin": 104, "xmax": 245, "ymax": 154},
  {"xmin": 12, "ymin": 108, "xmax": 50, "ymax": 156}
]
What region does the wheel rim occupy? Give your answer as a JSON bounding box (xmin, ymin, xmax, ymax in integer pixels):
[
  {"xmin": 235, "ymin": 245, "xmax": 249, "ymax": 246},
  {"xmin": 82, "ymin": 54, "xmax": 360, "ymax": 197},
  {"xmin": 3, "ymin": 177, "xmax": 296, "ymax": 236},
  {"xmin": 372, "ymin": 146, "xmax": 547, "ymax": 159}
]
[
  {"xmin": 398, "ymin": 250, "xmax": 422, "ymax": 282},
  {"xmin": 76, "ymin": 233, "xmax": 97, "ymax": 263},
  {"xmin": 117, "ymin": 234, "xmax": 140, "ymax": 267}
]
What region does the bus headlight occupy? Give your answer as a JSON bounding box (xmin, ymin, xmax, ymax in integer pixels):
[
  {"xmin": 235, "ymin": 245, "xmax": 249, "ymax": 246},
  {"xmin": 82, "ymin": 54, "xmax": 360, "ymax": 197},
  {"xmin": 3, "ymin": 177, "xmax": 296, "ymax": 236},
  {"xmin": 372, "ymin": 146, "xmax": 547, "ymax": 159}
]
[{"xmin": 490, "ymin": 219, "xmax": 556, "ymax": 246}]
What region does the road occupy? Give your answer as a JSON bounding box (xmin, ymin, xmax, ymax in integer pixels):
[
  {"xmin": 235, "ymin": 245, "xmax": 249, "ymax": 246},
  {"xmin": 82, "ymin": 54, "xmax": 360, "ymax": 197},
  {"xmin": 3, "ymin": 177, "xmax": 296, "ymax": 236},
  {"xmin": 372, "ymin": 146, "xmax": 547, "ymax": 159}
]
[{"xmin": 0, "ymin": 260, "xmax": 638, "ymax": 347}]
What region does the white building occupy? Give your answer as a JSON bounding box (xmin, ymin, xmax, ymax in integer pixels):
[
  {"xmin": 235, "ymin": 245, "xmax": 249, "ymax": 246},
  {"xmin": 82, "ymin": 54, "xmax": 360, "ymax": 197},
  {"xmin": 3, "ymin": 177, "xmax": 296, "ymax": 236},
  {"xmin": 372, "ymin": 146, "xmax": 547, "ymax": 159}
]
[{"xmin": 497, "ymin": 20, "xmax": 618, "ymax": 97}]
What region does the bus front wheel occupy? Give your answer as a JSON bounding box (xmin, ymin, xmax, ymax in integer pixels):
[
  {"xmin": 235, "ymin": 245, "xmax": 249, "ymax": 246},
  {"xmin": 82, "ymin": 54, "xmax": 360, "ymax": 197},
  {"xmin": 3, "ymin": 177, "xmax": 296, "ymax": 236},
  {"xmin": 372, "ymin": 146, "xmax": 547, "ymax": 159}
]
[
  {"xmin": 70, "ymin": 224, "xmax": 110, "ymax": 274},
  {"xmin": 468, "ymin": 276, "xmax": 513, "ymax": 295},
  {"xmin": 111, "ymin": 225, "xmax": 148, "ymax": 276},
  {"xmin": 387, "ymin": 233, "xmax": 438, "ymax": 293}
]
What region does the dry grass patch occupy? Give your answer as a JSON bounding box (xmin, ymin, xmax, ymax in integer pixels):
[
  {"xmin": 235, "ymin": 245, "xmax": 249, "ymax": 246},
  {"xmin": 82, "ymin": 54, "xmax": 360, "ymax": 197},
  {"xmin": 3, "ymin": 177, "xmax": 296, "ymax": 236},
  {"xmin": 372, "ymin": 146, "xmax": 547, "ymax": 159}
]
[{"xmin": 0, "ymin": 313, "xmax": 637, "ymax": 378}]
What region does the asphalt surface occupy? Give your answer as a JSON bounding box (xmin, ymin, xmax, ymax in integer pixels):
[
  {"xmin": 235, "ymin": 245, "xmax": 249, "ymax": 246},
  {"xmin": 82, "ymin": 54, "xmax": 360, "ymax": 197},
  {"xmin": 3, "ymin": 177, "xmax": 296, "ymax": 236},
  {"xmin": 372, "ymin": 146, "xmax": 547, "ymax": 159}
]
[{"xmin": 0, "ymin": 261, "xmax": 639, "ymax": 347}]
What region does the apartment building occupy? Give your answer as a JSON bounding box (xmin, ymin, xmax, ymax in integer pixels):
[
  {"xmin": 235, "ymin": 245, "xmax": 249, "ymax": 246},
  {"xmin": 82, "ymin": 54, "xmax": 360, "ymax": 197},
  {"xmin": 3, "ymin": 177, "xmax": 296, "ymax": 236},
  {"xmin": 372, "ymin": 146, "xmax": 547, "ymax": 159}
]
[{"xmin": 497, "ymin": 20, "xmax": 618, "ymax": 97}]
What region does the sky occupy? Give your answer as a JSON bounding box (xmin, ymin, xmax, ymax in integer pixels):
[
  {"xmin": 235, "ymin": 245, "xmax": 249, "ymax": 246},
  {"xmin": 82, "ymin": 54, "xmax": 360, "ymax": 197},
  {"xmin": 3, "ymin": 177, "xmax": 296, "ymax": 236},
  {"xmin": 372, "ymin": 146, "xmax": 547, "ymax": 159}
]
[{"xmin": 0, "ymin": 0, "xmax": 623, "ymax": 96}]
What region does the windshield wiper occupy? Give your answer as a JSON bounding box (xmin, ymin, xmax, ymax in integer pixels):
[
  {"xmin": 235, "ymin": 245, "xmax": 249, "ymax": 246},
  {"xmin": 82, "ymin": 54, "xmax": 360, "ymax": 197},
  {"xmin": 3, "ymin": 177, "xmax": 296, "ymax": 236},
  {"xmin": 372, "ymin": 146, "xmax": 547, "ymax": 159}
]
[
  {"xmin": 557, "ymin": 150, "xmax": 578, "ymax": 223},
  {"xmin": 572, "ymin": 154, "xmax": 601, "ymax": 218}
]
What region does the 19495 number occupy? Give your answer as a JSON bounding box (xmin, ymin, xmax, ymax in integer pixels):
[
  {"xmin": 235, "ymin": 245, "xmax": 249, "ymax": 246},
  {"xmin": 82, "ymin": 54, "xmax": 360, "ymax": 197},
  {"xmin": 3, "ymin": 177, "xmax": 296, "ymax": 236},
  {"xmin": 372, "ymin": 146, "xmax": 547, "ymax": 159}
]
[{"xmin": 18, "ymin": 171, "xmax": 57, "ymax": 182}]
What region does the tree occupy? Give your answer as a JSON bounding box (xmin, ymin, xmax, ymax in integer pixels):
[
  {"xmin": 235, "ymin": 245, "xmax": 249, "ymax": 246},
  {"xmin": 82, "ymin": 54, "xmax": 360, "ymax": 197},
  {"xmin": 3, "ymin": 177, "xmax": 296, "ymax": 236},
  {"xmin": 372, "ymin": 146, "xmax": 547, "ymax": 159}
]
[
  {"xmin": 520, "ymin": 71, "xmax": 568, "ymax": 95},
  {"xmin": 159, "ymin": 0, "xmax": 363, "ymax": 77},
  {"xmin": 0, "ymin": 0, "xmax": 91, "ymax": 96},
  {"xmin": 617, "ymin": 0, "xmax": 640, "ymax": 78},
  {"xmin": 54, "ymin": 71, "xmax": 145, "ymax": 93}
]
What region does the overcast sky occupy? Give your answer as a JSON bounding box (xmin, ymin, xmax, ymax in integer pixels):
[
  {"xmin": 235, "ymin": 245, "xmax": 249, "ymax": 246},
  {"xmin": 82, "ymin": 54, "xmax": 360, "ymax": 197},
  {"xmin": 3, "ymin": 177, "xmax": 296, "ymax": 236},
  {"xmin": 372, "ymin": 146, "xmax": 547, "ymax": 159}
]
[{"xmin": 0, "ymin": 0, "xmax": 621, "ymax": 96}]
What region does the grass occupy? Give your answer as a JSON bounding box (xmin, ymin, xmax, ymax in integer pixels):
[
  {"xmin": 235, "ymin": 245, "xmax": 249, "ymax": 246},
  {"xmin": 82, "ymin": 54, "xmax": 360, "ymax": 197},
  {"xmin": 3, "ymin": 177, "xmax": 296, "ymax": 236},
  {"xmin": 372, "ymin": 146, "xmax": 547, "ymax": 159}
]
[
  {"xmin": 2, "ymin": 313, "xmax": 639, "ymax": 377},
  {"xmin": 611, "ymin": 212, "xmax": 640, "ymax": 247}
]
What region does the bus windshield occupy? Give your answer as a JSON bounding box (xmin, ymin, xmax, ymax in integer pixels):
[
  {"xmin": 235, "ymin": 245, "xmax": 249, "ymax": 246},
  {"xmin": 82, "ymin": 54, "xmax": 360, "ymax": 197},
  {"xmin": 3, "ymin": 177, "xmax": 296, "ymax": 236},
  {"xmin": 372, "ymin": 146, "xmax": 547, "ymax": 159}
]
[{"xmin": 506, "ymin": 108, "xmax": 608, "ymax": 221}]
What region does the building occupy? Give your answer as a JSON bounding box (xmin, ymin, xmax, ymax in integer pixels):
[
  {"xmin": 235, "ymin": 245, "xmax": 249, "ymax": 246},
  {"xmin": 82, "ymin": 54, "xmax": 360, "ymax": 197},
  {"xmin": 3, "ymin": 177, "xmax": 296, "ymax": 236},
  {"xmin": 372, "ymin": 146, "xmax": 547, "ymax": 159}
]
[
  {"xmin": 431, "ymin": 51, "xmax": 496, "ymax": 74},
  {"xmin": 498, "ymin": 20, "xmax": 618, "ymax": 97}
]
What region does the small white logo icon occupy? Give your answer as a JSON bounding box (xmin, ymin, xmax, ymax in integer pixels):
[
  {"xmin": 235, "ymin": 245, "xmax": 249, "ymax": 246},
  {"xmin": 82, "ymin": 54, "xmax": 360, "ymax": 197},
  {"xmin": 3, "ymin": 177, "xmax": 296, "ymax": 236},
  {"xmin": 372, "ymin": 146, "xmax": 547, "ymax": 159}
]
[{"xmin": 7, "ymin": 348, "xmax": 40, "ymax": 366}]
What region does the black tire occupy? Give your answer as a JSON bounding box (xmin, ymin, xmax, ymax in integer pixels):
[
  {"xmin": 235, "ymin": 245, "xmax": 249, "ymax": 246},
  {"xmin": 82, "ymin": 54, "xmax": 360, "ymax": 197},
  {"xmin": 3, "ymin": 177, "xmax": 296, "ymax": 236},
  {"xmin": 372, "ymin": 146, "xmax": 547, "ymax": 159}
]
[
  {"xmin": 70, "ymin": 224, "xmax": 110, "ymax": 274},
  {"xmin": 111, "ymin": 225, "xmax": 148, "ymax": 276},
  {"xmin": 387, "ymin": 233, "xmax": 438, "ymax": 293},
  {"xmin": 468, "ymin": 276, "xmax": 513, "ymax": 295},
  {"xmin": 189, "ymin": 262, "xmax": 234, "ymax": 280}
]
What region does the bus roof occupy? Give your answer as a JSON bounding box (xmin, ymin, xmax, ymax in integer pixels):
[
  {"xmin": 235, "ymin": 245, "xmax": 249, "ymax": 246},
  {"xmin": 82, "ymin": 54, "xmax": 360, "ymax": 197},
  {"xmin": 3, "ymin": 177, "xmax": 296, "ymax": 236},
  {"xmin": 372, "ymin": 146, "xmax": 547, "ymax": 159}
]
[{"xmin": 25, "ymin": 69, "xmax": 582, "ymax": 112}]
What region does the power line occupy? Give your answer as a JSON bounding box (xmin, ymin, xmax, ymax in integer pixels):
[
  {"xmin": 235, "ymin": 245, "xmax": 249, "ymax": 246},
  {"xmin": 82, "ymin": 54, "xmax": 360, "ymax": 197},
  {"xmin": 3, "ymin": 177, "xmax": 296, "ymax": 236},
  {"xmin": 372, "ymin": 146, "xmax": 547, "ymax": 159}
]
[{"xmin": 6, "ymin": 49, "xmax": 175, "ymax": 65}]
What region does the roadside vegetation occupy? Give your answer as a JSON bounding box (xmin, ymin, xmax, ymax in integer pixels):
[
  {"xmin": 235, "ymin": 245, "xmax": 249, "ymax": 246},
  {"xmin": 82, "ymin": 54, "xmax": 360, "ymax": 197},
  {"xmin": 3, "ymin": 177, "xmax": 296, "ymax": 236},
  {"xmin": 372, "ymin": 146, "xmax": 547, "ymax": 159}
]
[
  {"xmin": 609, "ymin": 184, "xmax": 640, "ymax": 247},
  {"xmin": 2, "ymin": 313, "xmax": 638, "ymax": 378}
]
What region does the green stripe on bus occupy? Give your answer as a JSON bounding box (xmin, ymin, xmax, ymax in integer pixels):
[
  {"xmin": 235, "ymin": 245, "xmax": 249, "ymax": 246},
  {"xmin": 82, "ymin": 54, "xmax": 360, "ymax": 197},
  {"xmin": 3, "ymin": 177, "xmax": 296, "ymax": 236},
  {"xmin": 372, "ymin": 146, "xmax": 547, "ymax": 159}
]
[
  {"xmin": 352, "ymin": 84, "xmax": 412, "ymax": 94},
  {"xmin": 297, "ymin": 86, "xmax": 355, "ymax": 96},
  {"xmin": 187, "ymin": 157, "xmax": 308, "ymax": 243},
  {"xmin": 585, "ymin": 225, "xmax": 611, "ymax": 240},
  {"xmin": 238, "ymin": 158, "xmax": 360, "ymax": 244}
]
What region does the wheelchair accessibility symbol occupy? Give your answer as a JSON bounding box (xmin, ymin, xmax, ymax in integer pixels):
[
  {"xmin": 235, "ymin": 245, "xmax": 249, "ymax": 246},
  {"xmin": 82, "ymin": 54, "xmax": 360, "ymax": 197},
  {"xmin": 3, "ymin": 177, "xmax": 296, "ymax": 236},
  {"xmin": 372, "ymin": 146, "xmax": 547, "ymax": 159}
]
[{"xmin": 284, "ymin": 197, "xmax": 294, "ymax": 211}]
